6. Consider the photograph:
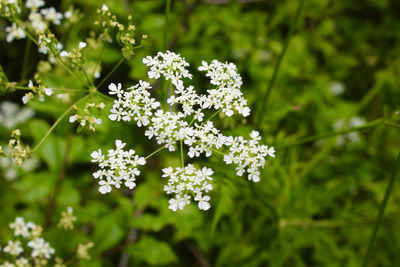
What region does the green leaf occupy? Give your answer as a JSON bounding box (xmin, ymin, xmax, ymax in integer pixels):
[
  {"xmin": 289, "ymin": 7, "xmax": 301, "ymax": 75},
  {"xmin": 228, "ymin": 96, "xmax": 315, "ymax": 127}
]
[
  {"xmin": 93, "ymin": 216, "xmax": 124, "ymax": 253},
  {"xmin": 126, "ymin": 237, "xmax": 177, "ymax": 266}
]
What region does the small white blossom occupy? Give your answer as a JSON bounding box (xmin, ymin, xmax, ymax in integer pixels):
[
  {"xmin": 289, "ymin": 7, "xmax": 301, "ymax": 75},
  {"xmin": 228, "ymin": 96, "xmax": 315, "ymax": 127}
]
[
  {"xmin": 3, "ymin": 240, "xmax": 23, "ymax": 256},
  {"xmin": 5, "ymin": 23, "xmax": 26, "ymax": 43},
  {"xmin": 27, "ymin": 238, "xmax": 55, "ymax": 259}
]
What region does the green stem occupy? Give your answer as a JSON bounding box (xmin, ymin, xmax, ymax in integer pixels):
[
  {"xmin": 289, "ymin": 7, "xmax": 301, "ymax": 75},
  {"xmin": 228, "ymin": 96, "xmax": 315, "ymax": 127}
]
[
  {"xmin": 21, "ymin": 38, "xmax": 32, "ymax": 80},
  {"xmin": 96, "ymin": 57, "xmax": 125, "ymax": 88},
  {"xmin": 284, "ymin": 118, "xmax": 383, "ymax": 148},
  {"xmin": 14, "ymin": 86, "xmax": 87, "ymax": 92},
  {"xmin": 362, "ymin": 151, "xmax": 400, "ymax": 267},
  {"xmin": 210, "ymin": 147, "xmax": 225, "ymax": 156},
  {"xmin": 256, "ymin": 0, "xmax": 306, "ymax": 125},
  {"xmin": 92, "ymin": 42, "xmax": 105, "ymax": 79},
  {"xmin": 384, "ymin": 120, "xmax": 400, "ymax": 129},
  {"xmin": 204, "ymin": 108, "xmax": 222, "ymax": 124},
  {"xmin": 31, "ymin": 94, "xmax": 93, "ymax": 153},
  {"xmin": 96, "ymin": 91, "xmax": 115, "ymax": 102},
  {"xmin": 144, "ymin": 146, "xmax": 165, "ymax": 160},
  {"xmin": 180, "ymin": 140, "xmax": 184, "ymax": 167},
  {"xmin": 164, "ymin": 0, "xmax": 172, "ymax": 50}
]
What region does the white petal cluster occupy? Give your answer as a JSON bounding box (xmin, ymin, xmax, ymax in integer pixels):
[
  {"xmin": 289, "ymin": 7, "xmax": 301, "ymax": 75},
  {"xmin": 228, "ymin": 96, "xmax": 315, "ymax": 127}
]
[
  {"xmin": 143, "ymin": 51, "xmax": 192, "ymax": 89},
  {"xmin": 5, "ymin": 23, "xmax": 26, "ymax": 43},
  {"xmin": 91, "ymin": 140, "xmax": 146, "ymax": 194},
  {"xmin": 9, "ymin": 217, "xmax": 36, "ymax": 238},
  {"xmin": 2, "ymin": 217, "xmax": 55, "ymax": 263},
  {"xmin": 198, "ymin": 60, "xmax": 250, "ymax": 117},
  {"xmin": 224, "ymin": 131, "xmax": 275, "ymax": 182},
  {"xmin": 0, "ymin": 101, "xmax": 35, "ymax": 129},
  {"xmin": 27, "ymin": 238, "xmax": 55, "ymax": 259},
  {"xmin": 3, "ymin": 240, "xmax": 23, "ymax": 256},
  {"xmin": 162, "ymin": 164, "xmax": 213, "ymax": 211},
  {"xmin": 101, "ymin": 51, "xmax": 276, "ymax": 211}
]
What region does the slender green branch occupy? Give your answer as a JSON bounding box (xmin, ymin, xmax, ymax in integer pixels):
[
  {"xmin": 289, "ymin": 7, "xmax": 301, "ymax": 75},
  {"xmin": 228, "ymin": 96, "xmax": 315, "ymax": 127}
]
[
  {"xmin": 256, "ymin": 0, "xmax": 306, "ymax": 125},
  {"xmin": 21, "ymin": 38, "xmax": 32, "ymax": 80},
  {"xmin": 31, "ymin": 93, "xmax": 93, "ymax": 153},
  {"xmin": 14, "ymin": 86, "xmax": 87, "ymax": 92},
  {"xmin": 210, "ymin": 147, "xmax": 225, "ymax": 156},
  {"xmin": 92, "ymin": 43, "xmax": 105, "ymax": 79},
  {"xmin": 144, "ymin": 146, "xmax": 165, "ymax": 160},
  {"xmin": 362, "ymin": 151, "xmax": 400, "ymax": 267},
  {"xmin": 164, "ymin": 0, "xmax": 172, "ymax": 50},
  {"xmin": 204, "ymin": 108, "xmax": 222, "ymax": 124},
  {"xmin": 96, "ymin": 56, "xmax": 125, "ymax": 88},
  {"xmin": 283, "ymin": 118, "xmax": 383, "ymax": 148},
  {"xmin": 180, "ymin": 140, "xmax": 184, "ymax": 167},
  {"xmin": 96, "ymin": 91, "xmax": 115, "ymax": 102},
  {"xmin": 384, "ymin": 120, "xmax": 400, "ymax": 129}
]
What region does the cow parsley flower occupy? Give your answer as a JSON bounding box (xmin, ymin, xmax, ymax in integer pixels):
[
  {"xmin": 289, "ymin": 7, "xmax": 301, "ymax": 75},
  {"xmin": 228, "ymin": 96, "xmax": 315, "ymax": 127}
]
[
  {"xmin": 91, "ymin": 140, "xmax": 146, "ymax": 194},
  {"xmin": 162, "ymin": 164, "xmax": 213, "ymax": 211},
  {"xmin": 27, "ymin": 238, "xmax": 55, "ymax": 259},
  {"xmin": 98, "ymin": 51, "xmax": 276, "ymax": 211}
]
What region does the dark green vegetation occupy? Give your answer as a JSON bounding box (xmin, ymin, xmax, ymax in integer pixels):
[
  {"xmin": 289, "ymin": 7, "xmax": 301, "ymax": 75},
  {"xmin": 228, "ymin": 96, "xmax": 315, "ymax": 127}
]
[{"xmin": 1, "ymin": 0, "xmax": 400, "ymax": 266}]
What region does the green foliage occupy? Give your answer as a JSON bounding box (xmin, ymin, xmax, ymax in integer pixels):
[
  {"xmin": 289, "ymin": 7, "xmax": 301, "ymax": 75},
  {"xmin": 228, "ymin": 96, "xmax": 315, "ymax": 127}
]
[{"xmin": 1, "ymin": 0, "xmax": 400, "ymax": 266}]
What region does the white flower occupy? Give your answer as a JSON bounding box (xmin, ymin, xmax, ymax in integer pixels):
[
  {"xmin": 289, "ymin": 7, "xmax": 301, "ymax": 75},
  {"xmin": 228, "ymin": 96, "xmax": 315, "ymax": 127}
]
[
  {"xmin": 26, "ymin": 0, "xmax": 44, "ymax": 8},
  {"xmin": 195, "ymin": 194, "xmax": 211, "ymax": 210},
  {"xmin": 3, "ymin": 240, "xmax": 23, "ymax": 256},
  {"xmin": 9, "ymin": 217, "xmax": 35, "ymax": 238},
  {"xmin": 79, "ymin": 42, "xmax": 87, "ymax": 48},
  {"xmin": 27, "ymin": 238, "xmax": 55, "ymax": 259},
  {"xmin": 60, "ymin": 51, "xmax": 69, "ymax": 57},
  {"xmin": 44, "ymin": 88, "xmax": 53, "ymax": 96},
  {"xmin": 101, "ymin": 4, "xmax": 109, "ymax": 11},
  {"xmin": 41, "ymin": 7, "xmax": 63, "ymax": 25},
  {"xmin": 5, "ymin": 23, "xmax": 26, "ymax": 43}
]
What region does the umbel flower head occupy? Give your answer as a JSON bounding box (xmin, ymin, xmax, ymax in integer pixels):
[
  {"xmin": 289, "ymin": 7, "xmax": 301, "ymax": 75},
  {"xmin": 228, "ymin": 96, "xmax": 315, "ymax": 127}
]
[{"xmin": 91, "ymin": 51, "xmax": 275, "ymax": 212}]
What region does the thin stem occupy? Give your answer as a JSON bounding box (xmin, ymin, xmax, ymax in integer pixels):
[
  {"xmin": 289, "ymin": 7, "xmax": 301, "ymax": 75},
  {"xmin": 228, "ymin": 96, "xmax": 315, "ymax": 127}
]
[
  {"xmin": 362, "ymin": 151, "xmax": 400, "ymax": 267},
  {"xmin": 164, "ymin": 0, "xmax": 172, "ymax": 50},
  {"xmin": 144, "ymin": 146, "xmax": 165, "ymax": 160},
  {"xmin": 97, "ymin": 57, "xmax": 125, "ymax": 88},
  {"xmin": 21, "ymin": 38, "xmax": 32, "ymax": 80},
  {"xmin": 31, "ymin": 93, "xmax": 93, "ymax": 153},
  {"xmin": 204, "ymin": 108, "xmax": 222, "ymax": 124},
  {"xmin": 210, "ymin": 147, "xmax": 225, "ymax": 156},
  {"xmin": 384, "ymin": 120, "xmax": 400, "ymax": 129},
  {"xmin": 180, "ymin": 140, "xmax": 184, "ymax": 167},
  {"xmin": 92, "ymin": 43, "xmax": 105, "ymax": 79},
  {"xmin": 96, "ymin": 91, "xmax": 115, "ymax": 102},
  {"xmin": 14, "ymin": 86, "xmax": 87, "ymax": 92},
  {"xmin": 283, "ymin": 118, "xmax": 383, "ymax": 148},
  {"xmin": 256, "ymin": 0, "xmax": 306, "ymax": 125}
]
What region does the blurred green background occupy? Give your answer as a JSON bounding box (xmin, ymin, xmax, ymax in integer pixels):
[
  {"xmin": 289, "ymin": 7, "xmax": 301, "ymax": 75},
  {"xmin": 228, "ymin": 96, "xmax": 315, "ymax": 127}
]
[{"xmin": 1, "ymin": 0, "xmax": 400, "ymax": 266}]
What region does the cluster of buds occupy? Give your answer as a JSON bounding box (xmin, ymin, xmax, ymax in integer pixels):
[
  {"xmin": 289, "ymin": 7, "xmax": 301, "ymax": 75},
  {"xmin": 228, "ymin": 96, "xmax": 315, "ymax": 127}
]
[
  {"xmin": 69, "ymin": 101, "xmax": 105, "ymax": 132},
  {"xmin": 95, "ymin": 5, "xmax": 139, "ymax": 59},
  {"xmin": 57, "ymin": 207, "xmax": 77, "ymax": 230},
  {"xmin": 21, "ymin": 74, "xmax": 53, "ymax": 104},
  {"xmin": 0, "ymin": 0, "xmax": 21, "ymax": 18},
  {"xmin": 8, "ymin": 129, "xmax": 29, "ymax": 166},
  {"xmin": 76, "ymin": 242, "xmax": 94, "ymax": 260},
  {"xmin": 60, "ymin": 41, "xmax": 87, "ymax": 69}
]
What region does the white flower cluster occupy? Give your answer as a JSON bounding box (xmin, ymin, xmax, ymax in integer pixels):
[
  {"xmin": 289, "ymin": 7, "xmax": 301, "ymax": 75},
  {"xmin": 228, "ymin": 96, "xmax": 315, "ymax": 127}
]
[
  {"xmin": 162, "ymin": 165, "xmax": 213, "ymax": 211},
  {"xmin": 0, "ymin": 101, "xmax": 35, "ymax": 129},
  {"xmin": 198, "ymin": 60, "xmax": 250, "ymax": 117},
  {"xmin": 98, "ymin": 51, "xmax": 275, "ymax": 211},
  {"xmin": 1, "ymin": 217, "xmax": 55, "ymax": 266},
  {"xmin": 91, "ymin": 140, "xmax": 146, "ymax": 194},
  {"xmin": 3, "ymin": 0, "xmax": 64, "ymax": 44},
  {"xmin": 143, "ymin": 51, "xmax": 192, "ymax": 89},
  {"xmin": 224, "ymin": 131, "xmax": 275, "ymax": 182}
]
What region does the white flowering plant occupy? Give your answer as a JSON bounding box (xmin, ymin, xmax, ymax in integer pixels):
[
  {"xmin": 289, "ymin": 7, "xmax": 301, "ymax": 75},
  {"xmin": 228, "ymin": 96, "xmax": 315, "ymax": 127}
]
[{"xmin": 1, "ymin": 0, "xmax": 400, "ymax": 266}]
